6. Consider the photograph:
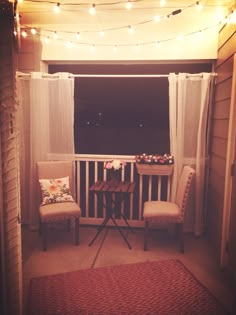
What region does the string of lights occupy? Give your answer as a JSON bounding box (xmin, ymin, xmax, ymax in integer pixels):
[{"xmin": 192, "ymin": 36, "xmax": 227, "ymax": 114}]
[
  {"xmin": 15, "ymin": 0, "xmax": 235, "ymax": 49},
  {"xmin": 18, "ymin": 21, "xmax": 223, "ymax": 49}
]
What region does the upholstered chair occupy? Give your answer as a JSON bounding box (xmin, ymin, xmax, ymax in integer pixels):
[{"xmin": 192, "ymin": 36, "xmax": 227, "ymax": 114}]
[
  {"xmin": 143, "ymin": 165, "xmax": 195, "ymax": 253},
  {"xmin": 37, "ymin": 161, "xmax": 81, "ymax": 251}
]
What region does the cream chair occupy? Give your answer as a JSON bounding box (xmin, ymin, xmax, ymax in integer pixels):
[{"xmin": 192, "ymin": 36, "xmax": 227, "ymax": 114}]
[
  {"xmin": 37, "ymin": 161, "xmax": 81, "ymax": 251},
  {"xmin": 143, "ymin": 165, "xmax": 195, "ymax": 253}
]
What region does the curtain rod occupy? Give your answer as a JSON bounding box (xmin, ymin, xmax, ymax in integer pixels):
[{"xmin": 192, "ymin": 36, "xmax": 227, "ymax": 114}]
[{"xmin": 16, "ymin": 72, "xmax": 218, "ymax": 79}]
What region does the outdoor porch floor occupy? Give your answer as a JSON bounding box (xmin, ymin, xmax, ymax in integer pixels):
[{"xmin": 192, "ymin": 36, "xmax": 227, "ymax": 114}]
[{"xmin": 22, "ymin": 225, "xmax": 235, "ymax": 314}]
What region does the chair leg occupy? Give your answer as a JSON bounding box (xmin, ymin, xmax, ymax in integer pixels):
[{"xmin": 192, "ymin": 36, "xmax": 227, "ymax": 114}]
[
  {"xmin": 75, "ymin": 217, "xmax": 79, "ymax": 246},
  {"xmin": 42, "ymin": 222, "xmax": 48, "ymax": 251},
  {"xmin": 144, "ymin": 220, "xmax": 149, "ymax": 251},
  {"xmin": 178, "ymin": 223, "xmax": 184, "ymax": 253},
  {"xmin": 39, "ymin": 219, "xmax": 42, "ymax": 236},
  {"xmin": 67, "ymin": 219, "xmax": 71, "ymax": 232}
]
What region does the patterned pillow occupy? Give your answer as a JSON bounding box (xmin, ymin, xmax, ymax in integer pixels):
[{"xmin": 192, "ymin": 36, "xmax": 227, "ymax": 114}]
[{"xmin": 39, "ymin": 176, "xmax": 74, "ymax": 206}]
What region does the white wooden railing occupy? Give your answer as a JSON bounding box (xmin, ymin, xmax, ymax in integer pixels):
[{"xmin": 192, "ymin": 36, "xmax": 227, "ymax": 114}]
[{"xmin": 48, "ymin": 154, "xmax": 172, "ymax": 228}]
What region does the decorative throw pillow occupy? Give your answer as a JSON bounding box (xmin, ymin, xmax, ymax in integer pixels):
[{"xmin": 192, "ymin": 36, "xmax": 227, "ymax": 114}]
[{"xmin": 39, "ymin": 176, "xmax": 74, "ymax": 206}]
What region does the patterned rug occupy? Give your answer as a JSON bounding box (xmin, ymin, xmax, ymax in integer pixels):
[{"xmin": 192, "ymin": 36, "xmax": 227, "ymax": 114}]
[{"xmin": 28, "ymin": 259, "xmax": 229, "ymax": 315}]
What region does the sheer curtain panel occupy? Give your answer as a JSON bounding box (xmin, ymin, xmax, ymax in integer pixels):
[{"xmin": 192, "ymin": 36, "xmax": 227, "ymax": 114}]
[
  {"xmin": 169, "ymin": 73, "xmax": 213, "ymax": 236},
  {"xmin": 17, "ymin": 72, "xmax": 75, "ymax": 228}
]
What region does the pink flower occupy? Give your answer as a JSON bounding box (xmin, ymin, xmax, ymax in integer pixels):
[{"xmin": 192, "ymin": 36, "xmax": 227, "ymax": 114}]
[{"xmin": 104, "ymin": 159, "xmax": 126, "ymax": 171}]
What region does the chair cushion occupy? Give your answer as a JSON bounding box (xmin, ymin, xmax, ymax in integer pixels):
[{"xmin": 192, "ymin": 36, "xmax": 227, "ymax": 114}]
[
  {"xmin": 143, "ymin": 200, "xmax": 182, "ymax": 223},
  {"xmin": 39, "ymin": 176, "xmax": 74, "ymax": 206},
  {"xmin": 40, "ymin": 201, "xmax": 81, "ymax": 222}
]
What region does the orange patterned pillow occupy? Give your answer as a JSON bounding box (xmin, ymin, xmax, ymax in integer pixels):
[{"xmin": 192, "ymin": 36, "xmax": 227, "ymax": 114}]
[{"xmin": 39, "ymin": 176, "xmax": 74, "ymax": 206}]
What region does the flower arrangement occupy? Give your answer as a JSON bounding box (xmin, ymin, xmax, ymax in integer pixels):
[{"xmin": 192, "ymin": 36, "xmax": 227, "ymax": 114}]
[
  {"xmin": 104, "ymin": 159, "xmax": 127, "ymax": 171},
  {"xmin": 135, "ymin": 153, "xmax": 174, "ymax": 165}
]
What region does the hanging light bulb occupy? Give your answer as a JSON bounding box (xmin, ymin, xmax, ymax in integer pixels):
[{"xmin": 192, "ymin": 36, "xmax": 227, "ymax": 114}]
[
  {"xmin": 128, "ymin": 25, "xmax": 134, "ymax": 34},
  {"xmin": 90, "ymin": 44, "xmax": 95, "ymax": 52},
  {"xmin": 196, "ymin": 1, "xmax": 203, "ymax": 11},
  {"xmin": 89, "ymin": 4, "xmax": 96, "ymax": 15},
  {"xmin": 54, "ymin": 3, "xmax": 61, "ymax": 13},
  {"xmin": 53, "ymin": 31, "xmax": 58, "ymax": 39},
  {"xmin": 113, "ymin": 45, "xmax": 117, "ymax": 52},
  {"xmin": 21, "ymin": 30, "xmax": 27, "ymax": 38},
  {"xmin": 153, "ymin": 15, "xmax": 161, "ymax": 22},
  {"xmin": 76, "ymin": 32, "xmax": 80, "ymax": 40},
  {"xmin": 31, "ymin": 28, "xmax": 37, "ymax": 35},
  {"xmin": 99, "ymin": 31, "xmax": 105, "ymax": 38},
  {"xmin": 227, "ymin": 10, "xmax": 236, "ymax": 24},
  {"xmin": 44, "ymin": 37, "xmax": 50, "ymax": 44},
  {"xmin": 66, "ymin": 41, "xmax": 73, "ymax": 48},
  {"xmin": 160, "ymin": 0, "xmax": 166, "ymax": 7},
  {"xmin": 134, "ymin": 44, "xmax": 140, "ymax": 52},
  {"xmin": 126, "ymin": 1, "xmax": 132, "ymax": 10}
]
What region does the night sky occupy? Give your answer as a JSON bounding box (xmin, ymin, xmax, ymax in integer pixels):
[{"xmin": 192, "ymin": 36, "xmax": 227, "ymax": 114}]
[{"xmin": 49, "ymin": 63, "xmax": 212, "ymax": 155}]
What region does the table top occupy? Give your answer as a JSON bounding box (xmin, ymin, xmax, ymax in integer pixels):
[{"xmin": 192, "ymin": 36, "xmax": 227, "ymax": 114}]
[{"xmin": 89, "ymin": 180, "xmax": 135, "ymax": 193}]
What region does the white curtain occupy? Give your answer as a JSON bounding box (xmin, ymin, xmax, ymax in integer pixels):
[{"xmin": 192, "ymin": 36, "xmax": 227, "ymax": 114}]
[
  {"xmin": 169, "ymin": 73, "xmax": 213, "ymax": 236},
  {"xmin": 16, "ymin": 72, "xmax": 75, "ymax": 228}
]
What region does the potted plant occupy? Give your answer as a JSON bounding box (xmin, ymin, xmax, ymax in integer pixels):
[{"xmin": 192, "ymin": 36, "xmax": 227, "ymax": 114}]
[{"xmin": 135, "ymin": 153, "xmax": 174, "ymax": 176}]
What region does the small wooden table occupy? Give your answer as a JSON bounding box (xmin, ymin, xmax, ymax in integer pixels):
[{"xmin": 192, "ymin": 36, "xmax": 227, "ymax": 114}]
[{"xmin": 88, "ymin": 180, "xmax": 135, "ymax": 249}]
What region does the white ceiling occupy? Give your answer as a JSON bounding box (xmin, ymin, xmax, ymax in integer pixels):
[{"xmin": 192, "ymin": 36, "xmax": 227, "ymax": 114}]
[{"xmin": 15, "ymin": 0, "xmax": 235, "ymax": 49}]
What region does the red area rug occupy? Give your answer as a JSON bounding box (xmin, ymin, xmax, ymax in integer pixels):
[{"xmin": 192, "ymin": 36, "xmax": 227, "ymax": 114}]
[{"xmin": 28, "ymin": 259, "xmax": 229, "ymax": 315}]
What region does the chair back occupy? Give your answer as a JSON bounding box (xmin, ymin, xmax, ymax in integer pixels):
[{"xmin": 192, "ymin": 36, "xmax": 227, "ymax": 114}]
[
  {"xmin": 36, "ymin": 161, "xmax": 76, "ymax": 198},
  {"xmin": 175, "ymin": 166, "xmax": 195, "ymax": 219}
]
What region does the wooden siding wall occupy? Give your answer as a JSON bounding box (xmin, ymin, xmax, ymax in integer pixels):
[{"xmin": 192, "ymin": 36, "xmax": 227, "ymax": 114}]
[
  {"xmin": 0, "ymin": 2, "xmax": 23, "ymax": 314},
  {"xmin": 207, "ymin": 22, "xmax": 236, "ymax": 262}
]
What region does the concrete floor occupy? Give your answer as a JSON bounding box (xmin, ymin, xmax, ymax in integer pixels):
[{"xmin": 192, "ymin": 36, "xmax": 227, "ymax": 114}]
[{"xmin": 22, "ymin": 224, "xmax": 235, "ymax": 314}]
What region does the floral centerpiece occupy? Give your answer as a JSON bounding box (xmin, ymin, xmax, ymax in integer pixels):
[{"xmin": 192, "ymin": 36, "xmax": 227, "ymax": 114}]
[
  {"xmin": 104, "ymin": 159, "xmax": 126, "ymax": 181},
  {"xmin": 135, "ymin": 153, "xmax": 174, "ymax": 176}
]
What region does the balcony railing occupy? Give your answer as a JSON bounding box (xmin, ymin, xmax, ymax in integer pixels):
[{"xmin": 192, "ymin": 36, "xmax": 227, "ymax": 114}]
[{"xmin": 48, "ymin": 154, "xmax": 172, "ymax": 228}]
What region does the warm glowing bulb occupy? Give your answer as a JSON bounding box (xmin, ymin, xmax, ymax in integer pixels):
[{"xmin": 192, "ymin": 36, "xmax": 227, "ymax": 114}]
[
  {"xmin": 126, "ymin": 1, "xmax": 132, "ymax": 10},
  {"xmin": 99, "ymin": 31, "xmax": 105, "ymax": 37},
  {"xmin": 54, "ymin": 3, "xmax": 60, "ymax": 13},
  {"xmin": 196, "ymin": 1, "xmax": 203, "ymax": 11},
  {"xmin": 113, "ymin": 45, "xmax": 117, "ymax": 52},
  {"xmin": 76, "ymin": 32, "xmax": 80, "ymax": 40},
  {"xmin": 21, "ymin": 30, "xmax": 27, "ymax": 37},
  {"xmin": 227, "ymin": 10, "xmax": 236, "ymax": 24},
  {"xmin": 153, "ymin": 15, "xmax": 161, "ymax": 22},
  {"xmin": 160, "ymin": 0, "xmax": 166, "ymax": 7},
  {"xmin": 90, "ymin": 44, "xmax": 95, "ymax": 52},
  {"xmin": 155, "ymin": 41, "xmax": 161, "ymax": 48},
  {"xmin": 44, "ymin": 37, "xmax": 50, "ymax": 44},
  {"xmin": 53, "ymin": 31, "xmax": 58, "ymax": 39},
  {"xmin": 128, "ymin": 25, "xmax": 134, "ymax": 34},
  {"xmin": 66, "ymin": 41, "xmax": 73, "ymax": 48},
  {"xmin": 31, "ymin": 28, "xmax": 37, "ymax": 35},
  {"xmin": 89, "ymin": 4, "xmax": 96, "ymax": 15}
]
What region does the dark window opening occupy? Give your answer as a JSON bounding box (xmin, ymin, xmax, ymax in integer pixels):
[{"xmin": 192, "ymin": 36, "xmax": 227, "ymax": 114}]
[{"xmin": 49, "ymin": 62, "xmax": 213, "ymax": 155}]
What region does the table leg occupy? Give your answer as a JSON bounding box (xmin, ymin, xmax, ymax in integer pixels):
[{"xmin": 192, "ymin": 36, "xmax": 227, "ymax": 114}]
[
  {"xmin": 118, "ymin": 211, "xmax": 135, "ymax": 234},
  {"xmin": 88, "ymin": 215, "xmax": 111, "ymax": 247},
  {"xmin": 110, "ymin": 215, "xmax": 132, "ymax": 250}
]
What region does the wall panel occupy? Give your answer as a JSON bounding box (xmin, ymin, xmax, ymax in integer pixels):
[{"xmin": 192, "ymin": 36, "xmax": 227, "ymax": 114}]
[
  {"xmin": 215, "ymin": 55, "xmax": 234, "ymax": 83},
  {"xmin": 214, "ymin": 78, "xmax": 232, "ymax": 101},
  {"xmin": 211, "ymin": 138, "xmax": 228, "ymax": 159},
  {"xmin": 207, "ymin": 20, "xmax": 236, "ymax": 263},
  {"xmin": 211, "ymin": 120, "xmax": 229, "ymax": 140},
  {"xmin": 213, "ymin": 99, "xmax": 230, "ymax": 119}
]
